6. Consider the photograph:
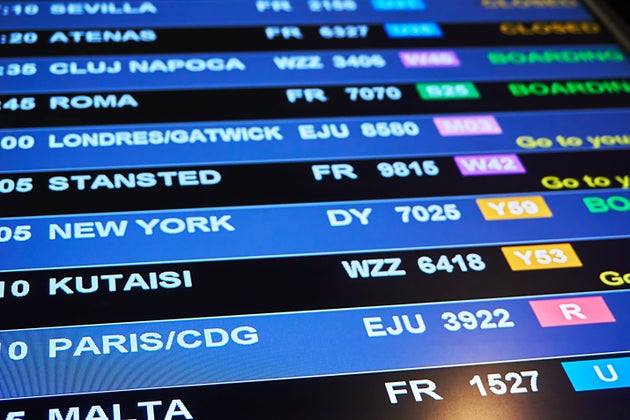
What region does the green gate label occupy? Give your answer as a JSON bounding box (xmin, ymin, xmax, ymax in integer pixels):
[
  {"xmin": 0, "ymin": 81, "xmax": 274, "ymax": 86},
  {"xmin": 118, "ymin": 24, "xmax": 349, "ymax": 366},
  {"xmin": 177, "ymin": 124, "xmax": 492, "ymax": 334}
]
[{"xmin": 416, "ymin": 82, "xmax": 480, "ymax": 100}]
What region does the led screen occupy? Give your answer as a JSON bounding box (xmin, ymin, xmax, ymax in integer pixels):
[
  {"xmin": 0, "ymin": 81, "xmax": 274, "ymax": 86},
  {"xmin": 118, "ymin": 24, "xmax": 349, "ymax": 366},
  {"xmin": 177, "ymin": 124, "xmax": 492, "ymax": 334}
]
[{"xmin": 0, "ymin": 0, "xmax": 629, "ymax": 418}]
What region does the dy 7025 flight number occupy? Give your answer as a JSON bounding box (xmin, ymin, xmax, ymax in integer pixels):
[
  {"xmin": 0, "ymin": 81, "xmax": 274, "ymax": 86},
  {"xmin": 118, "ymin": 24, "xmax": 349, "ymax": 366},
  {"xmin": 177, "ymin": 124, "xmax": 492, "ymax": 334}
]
[{"xmin": 395, "ymin": 204, "xmax": 461, "ymax": 223}]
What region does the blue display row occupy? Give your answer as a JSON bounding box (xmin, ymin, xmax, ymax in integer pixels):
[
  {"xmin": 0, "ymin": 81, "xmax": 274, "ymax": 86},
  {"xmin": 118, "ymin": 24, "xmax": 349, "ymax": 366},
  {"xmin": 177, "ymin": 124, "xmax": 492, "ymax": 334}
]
[
  {"xmin": 1, "ymin": 46, "xmax": 627, "ymax": 94},
  {"xmin": 0, "ymin": 288, "xmax": 627, "ymax": 399},
  {"xmin": 0, "ymin": 190, "xmax": 627, "ymax": 271},
  {"xmin": 0, "ymin": 0, "xmax": 592, "ymax": 29},
  {"xmin": 0, "ymin": 109, "xmax": 628, "ymax": 173}
]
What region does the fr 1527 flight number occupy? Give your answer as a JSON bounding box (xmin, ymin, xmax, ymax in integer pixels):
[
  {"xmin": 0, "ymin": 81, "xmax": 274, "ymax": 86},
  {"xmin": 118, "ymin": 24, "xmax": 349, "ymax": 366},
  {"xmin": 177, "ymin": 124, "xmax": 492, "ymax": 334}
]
[{"xmin": 470, "ymin": 371, "xmax": 539, "ymax": 396}]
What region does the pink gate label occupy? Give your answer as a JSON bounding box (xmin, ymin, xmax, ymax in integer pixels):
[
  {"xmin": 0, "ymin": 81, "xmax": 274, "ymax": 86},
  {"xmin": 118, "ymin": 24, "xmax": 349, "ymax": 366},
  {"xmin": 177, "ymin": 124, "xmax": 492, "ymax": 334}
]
[
  {"xmin": 529, "ymin": 296, "xmax": 616, "ymax": 327},
  {"xmin": 398, "ymin": 50, "xmax": 461, "ymax": 68},
  {"xmin": 433, "ymin": 115, "xmax": 503, "ymax": 136},
  {"xmin": 454, "ymin": 154, "xmax": 526, "ymax": 176}
]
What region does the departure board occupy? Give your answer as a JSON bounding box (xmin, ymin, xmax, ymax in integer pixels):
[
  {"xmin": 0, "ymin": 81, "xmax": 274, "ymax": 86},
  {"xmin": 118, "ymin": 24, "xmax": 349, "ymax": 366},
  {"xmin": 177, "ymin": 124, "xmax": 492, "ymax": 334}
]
[{"xmin": 0, "ymin": 0, "xmax": 629, "ymax": 418}]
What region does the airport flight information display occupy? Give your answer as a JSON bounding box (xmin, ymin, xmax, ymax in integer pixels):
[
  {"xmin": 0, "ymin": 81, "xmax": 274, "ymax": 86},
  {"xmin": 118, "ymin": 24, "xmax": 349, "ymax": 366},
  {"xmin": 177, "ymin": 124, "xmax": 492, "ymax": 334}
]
[{"xmin": 0, "ymin": 0, "xmax": 629, "ymax": 418}]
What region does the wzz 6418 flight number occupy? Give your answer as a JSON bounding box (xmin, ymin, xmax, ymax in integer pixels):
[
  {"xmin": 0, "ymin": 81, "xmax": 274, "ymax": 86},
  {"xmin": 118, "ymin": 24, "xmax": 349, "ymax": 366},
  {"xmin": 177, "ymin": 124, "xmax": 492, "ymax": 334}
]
[{"xmin": 417, "ymin": 253, "xmax": 486, "ymax": 274}]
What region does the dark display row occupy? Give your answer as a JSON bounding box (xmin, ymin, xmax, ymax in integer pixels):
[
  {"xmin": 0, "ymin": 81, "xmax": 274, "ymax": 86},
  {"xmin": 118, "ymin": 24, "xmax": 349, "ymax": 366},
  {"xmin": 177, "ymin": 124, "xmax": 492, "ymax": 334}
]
[
  {"xmin": 0, "ymin": 149, "xmax": 627, "ymax": 217},
  {"xmin": 2, "ymin": 79, "xmax": 629, "ymax": 128},
  {"xmin": 0, "ymin": 348, "xmax": 626, "ymax": 417},
  {"xmin": 0, "ymin": 237, "xmax": 626, "ymax": 330},
  {"xmin": 0, "ymin": 21, "xmax": 611, "ymax": 57}
]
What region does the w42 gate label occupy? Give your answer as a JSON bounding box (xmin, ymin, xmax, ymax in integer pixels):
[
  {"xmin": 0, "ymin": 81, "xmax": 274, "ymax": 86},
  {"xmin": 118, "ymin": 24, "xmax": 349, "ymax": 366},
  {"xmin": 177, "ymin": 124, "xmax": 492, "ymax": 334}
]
[{"xmin": 454, "ymin": 154, "xmax": 526, "ymax": 176}]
